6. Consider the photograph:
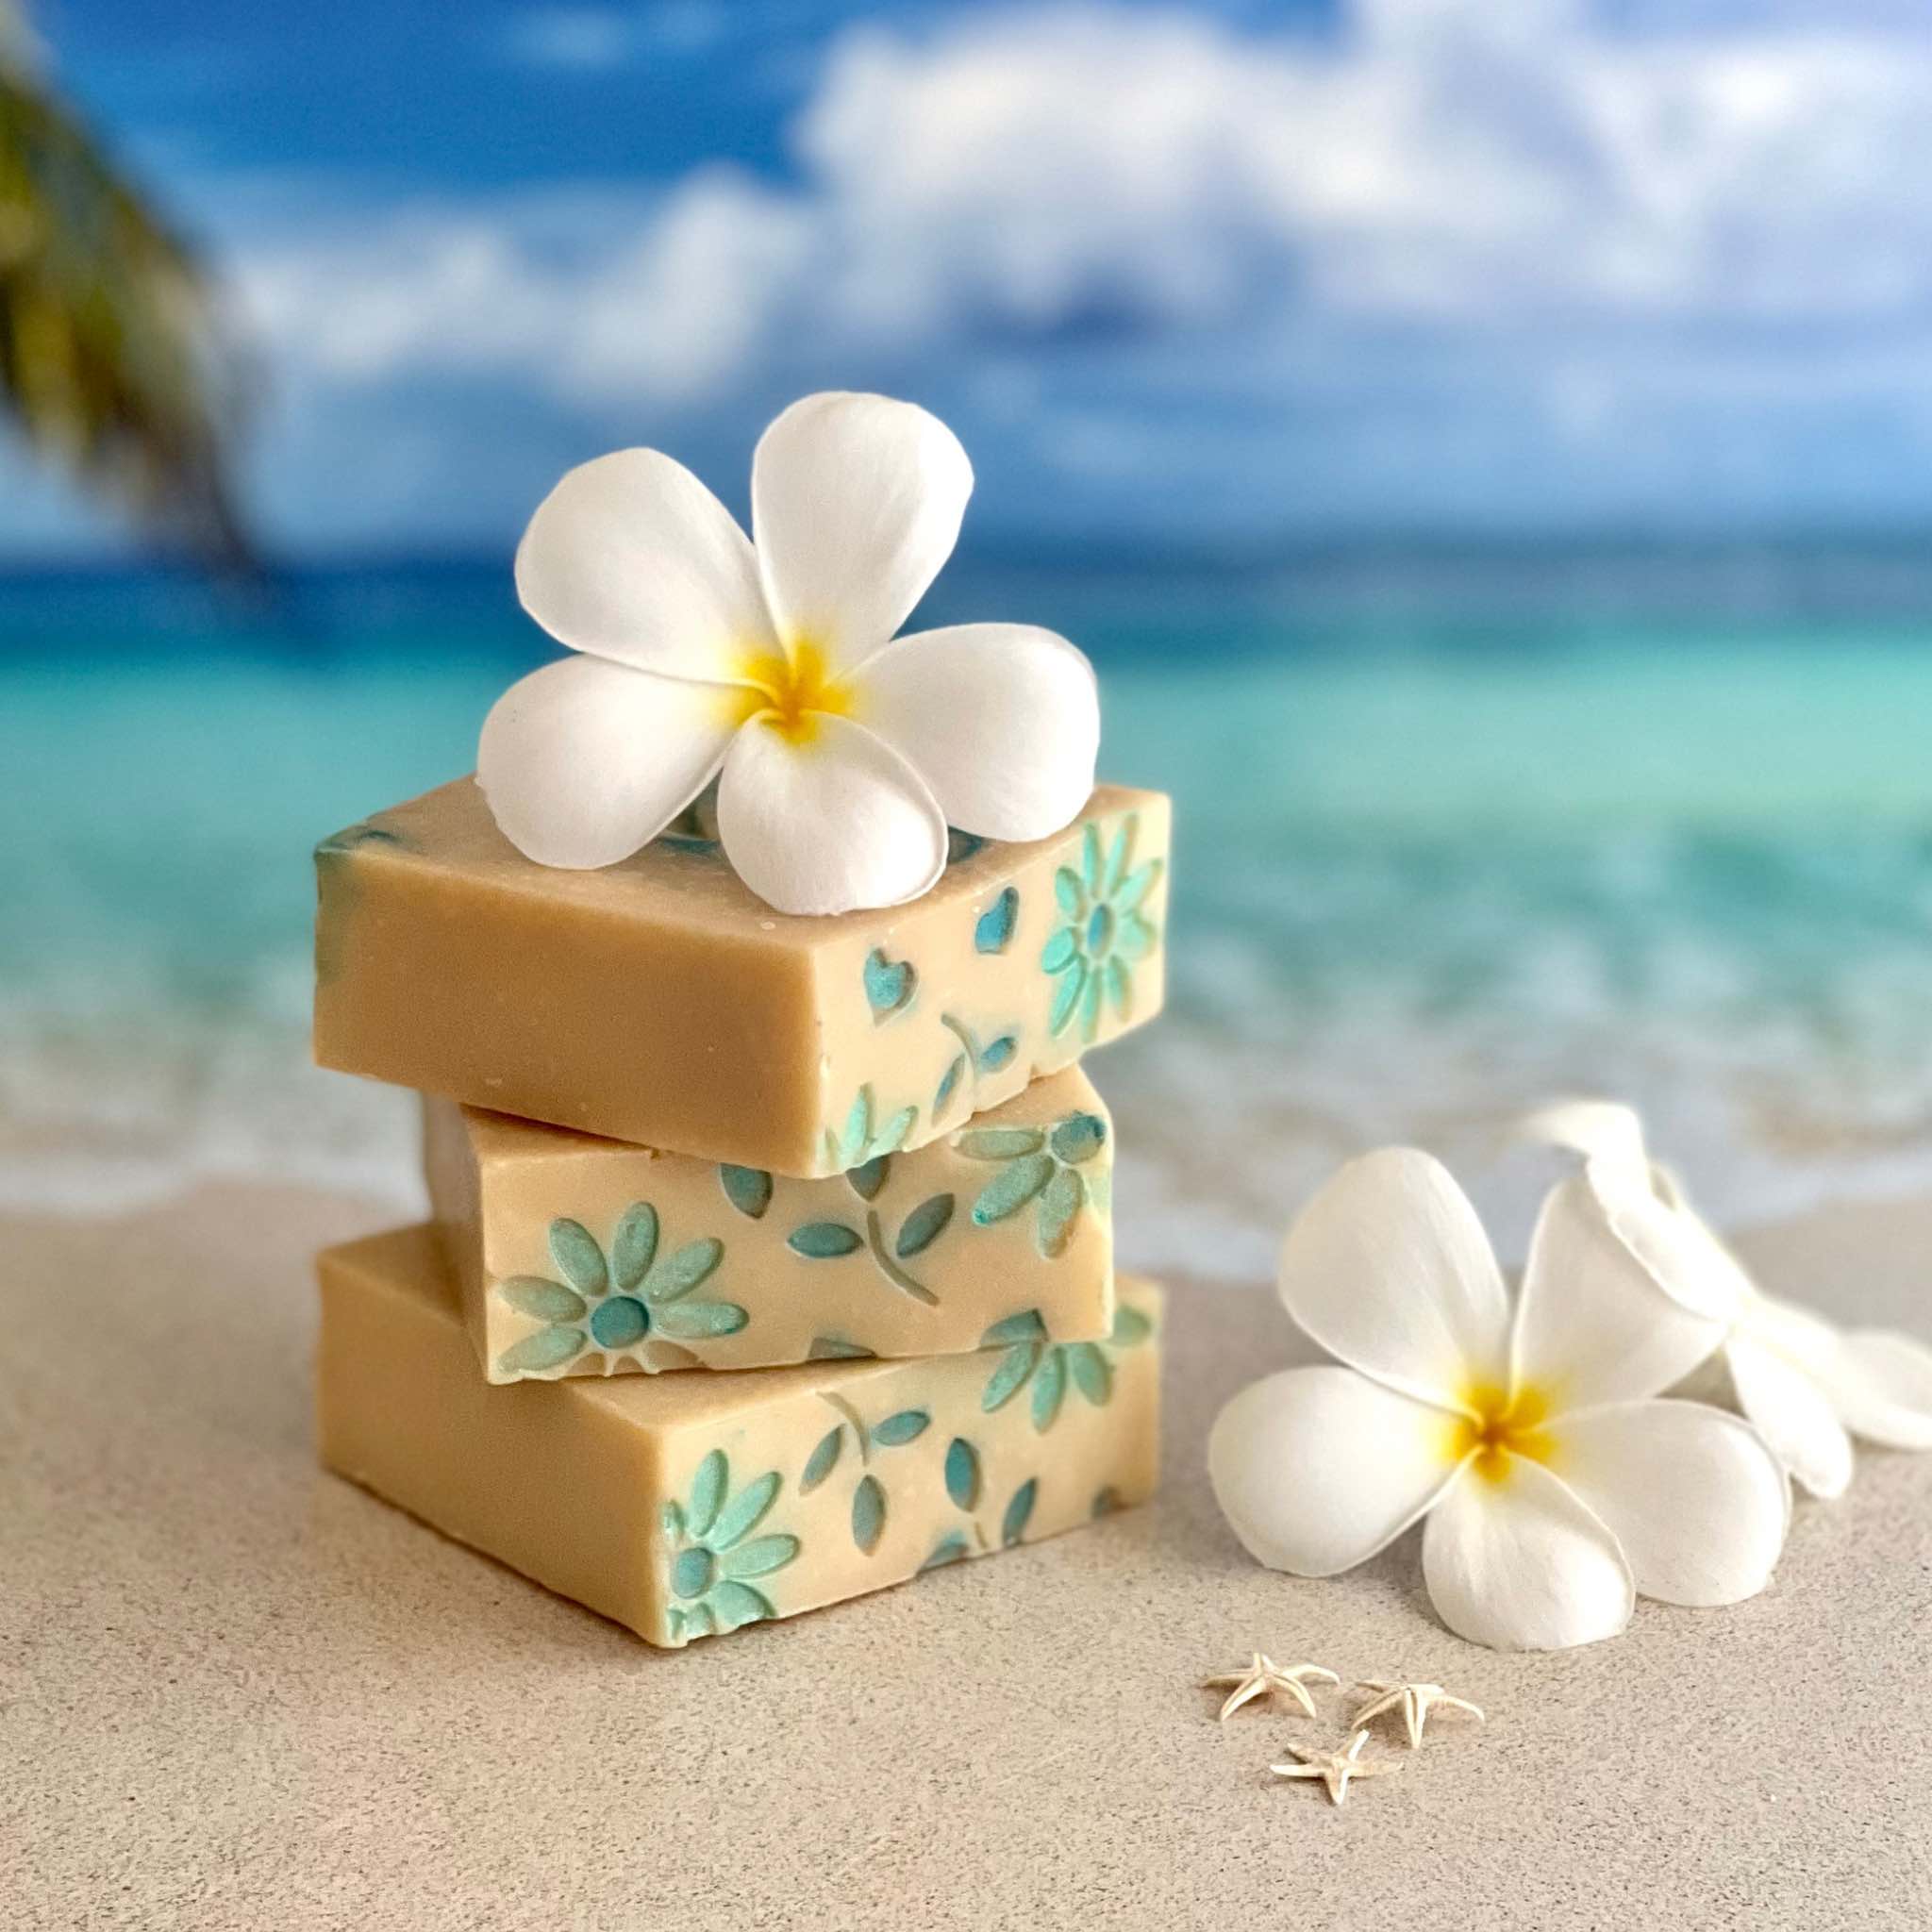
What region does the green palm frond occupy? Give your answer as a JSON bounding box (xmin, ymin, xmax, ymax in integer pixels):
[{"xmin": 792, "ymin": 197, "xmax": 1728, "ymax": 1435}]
[{"xmin": 0, "ymin": 8, "xmax": 255, "ymax": 570}]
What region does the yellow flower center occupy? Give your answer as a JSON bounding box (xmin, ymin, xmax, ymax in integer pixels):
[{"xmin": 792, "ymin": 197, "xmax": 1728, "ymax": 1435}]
[
  {"xmin": 731, "ymin": 640, "xmax": 856, "ymax": 747},
  {"xmin": 1443, "ymin": 1383, "xmax": 1558, "ymax": 1485}
]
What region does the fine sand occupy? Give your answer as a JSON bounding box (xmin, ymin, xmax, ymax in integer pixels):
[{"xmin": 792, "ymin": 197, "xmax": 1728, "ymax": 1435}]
[{"xmin": 4, "ymin": 1179, "xmax": 1930, "ymax": 1929}]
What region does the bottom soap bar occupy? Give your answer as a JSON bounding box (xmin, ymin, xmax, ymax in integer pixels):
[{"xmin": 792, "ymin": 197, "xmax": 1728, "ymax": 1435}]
[{"xmin": 316, "ymin": 1224, "xmax": 1161, "ymax": 1647}]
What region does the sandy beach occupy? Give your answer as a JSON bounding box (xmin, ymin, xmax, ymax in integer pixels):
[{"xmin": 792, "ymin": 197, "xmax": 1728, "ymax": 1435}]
[{"xmin": 6, "ymin": 1174, "xmax": 1930, "ymax": 1929}]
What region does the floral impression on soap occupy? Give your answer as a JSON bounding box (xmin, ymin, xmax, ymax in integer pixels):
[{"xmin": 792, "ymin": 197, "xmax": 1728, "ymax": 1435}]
[{"xmin": 479, "ymin": 391, "xmax": 1101, "ymax": 915}]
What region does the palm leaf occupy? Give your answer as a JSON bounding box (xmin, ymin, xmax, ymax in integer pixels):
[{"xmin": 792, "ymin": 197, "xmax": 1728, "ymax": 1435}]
[{"xmin": 0, "ymin": 17, "xmax": 256, "ymax": 571}]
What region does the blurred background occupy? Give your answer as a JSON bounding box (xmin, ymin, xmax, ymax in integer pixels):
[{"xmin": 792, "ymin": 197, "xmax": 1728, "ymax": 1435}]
[{"xmin": 7, "ymin": 0, "xmax": 1932, "ymax": 1275}]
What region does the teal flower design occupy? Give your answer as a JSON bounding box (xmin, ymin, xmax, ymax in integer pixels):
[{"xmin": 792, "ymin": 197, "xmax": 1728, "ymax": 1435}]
[
  {"xmin": 977, "ymin": 1303, "xmax": 1155, "ymax": 1433},
  {"xmin": 1041, "ymin": 816, "xmax": 1161, "ymax": 1041},
  {"xmin": 662, "ymin": 1449, "xmax": 799, "ymax": 1641},
  {"xmin": 956, "ymin": 1108, "xmax": 1109, "ymax": 1258},
  {"xmin": 494, "ymin": 1207, "xmax": 747, "ymax": 1376}
]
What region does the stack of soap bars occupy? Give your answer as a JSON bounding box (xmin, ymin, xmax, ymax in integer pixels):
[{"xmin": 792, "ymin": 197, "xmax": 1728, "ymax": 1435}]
[{"xmin": 310, "ymin": 775, "xmax": 1172, "ymax": 1646}]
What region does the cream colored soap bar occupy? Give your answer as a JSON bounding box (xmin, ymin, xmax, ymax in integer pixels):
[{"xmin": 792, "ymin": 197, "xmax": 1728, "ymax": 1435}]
[
  {"xmin": 315, "ymin": 777, "xmax": 1169, "ymax": 1174},
  {"xmin": 425, "ymin": 1065, "xmax": 1115, "ymax": 1383},
  {"xmin": 317, "ymin": 1224, "xmax": 1161, "ymax": 1648}
]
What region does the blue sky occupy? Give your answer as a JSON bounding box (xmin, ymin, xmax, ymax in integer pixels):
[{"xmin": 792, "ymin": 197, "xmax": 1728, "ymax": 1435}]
[{"xmin": 8, "ymin": 0, "xmax": 1932, "ymax": 558}]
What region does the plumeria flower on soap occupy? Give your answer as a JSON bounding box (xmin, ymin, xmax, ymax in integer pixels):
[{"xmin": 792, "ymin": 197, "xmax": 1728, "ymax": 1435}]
[
  {"xmin": 478, "ymin": 391, "xmax": 1100, "ymax": 915},
  {"xmin": 1521, "ymin": 1101, "xmax": 1932, "ymax": 1499},
  {"xmin": 1209, "ymin": 1149, "xmax": 1790, "ymax": 1651}
]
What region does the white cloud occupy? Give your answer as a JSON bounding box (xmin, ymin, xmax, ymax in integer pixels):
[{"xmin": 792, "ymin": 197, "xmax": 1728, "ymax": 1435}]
[
  {"xmin": 222, "ymin": 0, "xmax": 1932, "ymax": 535},
  {"xmin": 247, "ymin": 1, "xmax": 1932, "ymax": 399}
]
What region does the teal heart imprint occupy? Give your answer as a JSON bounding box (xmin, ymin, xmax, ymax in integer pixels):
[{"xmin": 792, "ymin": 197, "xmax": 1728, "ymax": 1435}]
[{"xmin": 863, "ymin": 947, "xmax": 916, "ymax": 1022}]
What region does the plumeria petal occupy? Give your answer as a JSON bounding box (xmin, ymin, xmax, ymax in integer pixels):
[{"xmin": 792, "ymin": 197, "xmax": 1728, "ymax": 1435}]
[
  {"xmin": 514, "ymin": 448, "xmax": 774, "ymax": 681},
  {"xmin": 751, "ymin": 391, "xmax": 972, "ymax": 672},
  {"xmin": 1422, "ymin": 1458, "xmax": 1633, "ymax": 1651},
  {"xmin": 716, "ymin": 713, "xmax": 946, "ymax": 915},
  {"xmin": 1514, "ymin": 1098, "xmax": 1651, "ymax": 1191},
  {"xmin": 1208, "ymin": 1367, "xmax": 1462, "ymax": 1577},
  {"xmin": 1725, "ymin": 1329, "xmax": 1855, "ymax": 1499},
  {"xmin": 1276, "ymin": 1149, "xmax": 1510, "ymax": 1410},
  {"xmin": 857, "ymin": 624, "xmax": 1100, "ymax": 841},
  {"xmin": 1816, "ymin": 1329, "xmax": 1932, "ymax": 1451},
  {"xmin": 1515, "ymin": 1099, "xmax": 1752, "ymax": 1323},
  {"xmin": 477, "ymin": 657, "xmax": 737, "ymax": 869},
  {"xmin": 1550, "ymin": 1400, "xmax": 1789, "ymax": 1607},
  {"xmin": 1598, "ymin": 1169, "xmax": 1756, "ymax": 1324},
  {"xmin": 1512, "ymin": 1173, "xmax": 1726, "ymax": 1409}
]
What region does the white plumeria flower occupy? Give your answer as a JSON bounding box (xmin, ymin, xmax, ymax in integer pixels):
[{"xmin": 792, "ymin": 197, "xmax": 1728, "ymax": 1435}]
[
  {"xmin": 478, "ymin": 391, "xmax": 1100, "ymax": 915},
  {"xmin": 1521, "ymin": 1101, "xmax": 1932, "ymax": 1500},
  {"xmin": 1209, "ymin": 1149, "xmax": 1790, "ymax": 1651}
]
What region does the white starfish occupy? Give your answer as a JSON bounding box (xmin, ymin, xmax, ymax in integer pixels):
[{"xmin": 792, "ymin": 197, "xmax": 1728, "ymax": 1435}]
[
  {"xmin": 1349, "ymin": 1680, "xmax": 1485, "ymax": 1750},
  {"xmin": 1269, "ymin": 1731, "xmax": 1400, "ymax": 1807},
  {"xmin": 1200, "ymin": 1653, "xmax": 1340, "ymax": 1722}
]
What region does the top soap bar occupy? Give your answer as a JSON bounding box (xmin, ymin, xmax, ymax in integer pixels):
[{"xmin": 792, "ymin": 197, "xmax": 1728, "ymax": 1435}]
[{"xmin": 315, "ymin": 777, "xmax": 1170, "ymax": 1174}]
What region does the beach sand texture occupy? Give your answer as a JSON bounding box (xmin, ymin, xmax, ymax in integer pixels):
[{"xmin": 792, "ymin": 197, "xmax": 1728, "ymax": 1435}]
[{"xmin": 4, "ymin": 1178, "xmax": 1929, "ymax": 1930}]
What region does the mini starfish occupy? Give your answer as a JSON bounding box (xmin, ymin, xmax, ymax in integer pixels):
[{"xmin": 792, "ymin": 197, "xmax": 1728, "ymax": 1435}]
[
  {"xmin": 1349, "ymin": 1680, "xmax": 1484, "ymax": 1750},
  {"xmin": 1269, "ymin": 1732, "xmax": 1400, "ymax": 1807},
  {"xmin": 1200, "ymin": 1653, "xmax": 1340, "ymax": 1722}
]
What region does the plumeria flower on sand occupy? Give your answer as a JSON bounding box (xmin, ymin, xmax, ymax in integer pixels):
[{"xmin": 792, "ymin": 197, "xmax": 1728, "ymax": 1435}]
[
  {"xmin": 1209, "ymin": 1149, "xmax": 1790, "ymax": 1651},
  {"xmin": 1521, "ymin": 1101, "xmax": 1932, "ymax": 1500},
  {"xmin": 478, "ymin": 391, "xmax": 1100, "ymax": 915}
]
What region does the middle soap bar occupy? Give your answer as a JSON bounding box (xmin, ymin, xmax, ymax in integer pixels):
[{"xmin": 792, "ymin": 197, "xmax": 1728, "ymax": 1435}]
[{"xmin": 425, "ymin": 1064, "xmax": 1116, "ymax": 1382}]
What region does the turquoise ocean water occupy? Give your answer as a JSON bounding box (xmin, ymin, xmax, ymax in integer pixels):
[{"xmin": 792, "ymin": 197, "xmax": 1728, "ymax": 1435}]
[{"xmin": 8, "ymin": 549, "xmax": 1932, "ymax": 1276}]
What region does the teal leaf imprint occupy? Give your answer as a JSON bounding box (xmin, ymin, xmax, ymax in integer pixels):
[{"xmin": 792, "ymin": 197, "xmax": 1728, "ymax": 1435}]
[
  {"xmin": 981, "ymin": 1341, "xmax": 1042, "ymax": 1414},
  {"xmin": 661, "ymin": 1451, "xmax": 798, "ymax": 1642},
  {"xmin": 935, "ymin": 1014, "xmax": 1024, "ymax": 1125},
  {"xmin": 549, "ymin": 1219, "xmax": 607, "ymax": 1297},
  {"xmin": 497, "ymin": 1326, "xmax": 586, "ymax": 1374},
  {"xmin": 1002, "ymin": 1479, "xmax": 1039, "ymax": 1547},
  {"xmin": 493, "ymin": 1206, "xmax": 748, "ymax": 1377},
  {"xmin": 1041, "ymin": 812, "xmax": 1161, "ymax": 1043},
  {"xmin": 895, "ymin": 1194, "xmax": 955, "ymax": 1258},
  {"xmin": 863, "ymin": 947, "xmax": 916, "ymax": 1021},
  {"xmin": 956, "ymin": 1125, "xmax": 1044, "ymax": 1161},
  {"xmin": 972, "ymin": 1152, "xmax": 1056, "ymax": 1225},
  {"xmin": 808, "ymin": 1335, "xmax": 874, "ymax": 1360},
  {"xmin": 789, "ymin": 1159, "xmax": 956, "ymax": 1306},
  {"xmin": 922, "ymin": 1534, "xmax": 971, "ymax": 1571},
  {"xmin": 499, "ymin": 1276, "xmax": 586, "ymax": 1323},
  {"xmin": 719, "ymin": 1165, "xmax": 773, "ymax": 1220},
  {"xmin": 974, "ymin": 1298, "xmax": 1153, "ymax": 1434},
  {"xmin": 852, "ymin": 1474, "xmax": 887, "ymax": 1555},
  {"xmin": 789, "ymin": 1221, "xmax": 864, "ymax": 1258},
  {"xmin": 609, "ymin": 1203, "xmax": 658, "ymax": 1291},
  {"xmin": 944, "ymin": 1438, "xmax": 980, "ymax": 1510},
  {"xmin": 872, "ymin": 1408, "xmax": 931, "ymax": 1446},
  {"xmin": 709, "ymin": 1470, "xmax": 780, "ymax": 1550},
  {"xmin": 649, "ymin": 1238, "xmax": 724, "ymax": 1302},
  {"xmin": 981, "ymin": 1310, "xmax": 1049, "ymax": 1346},
  {"xmin": 958, "ymin": 1109, "xmax": 1108, "ymax": 1258},
  {"xmin": 721, "ymin": 1535, "xmax": 799, "ymax": 1579},
  {"xmin": 974, "ymin": 887, "xmax": 1019, "ymax": 954},
  {"xmin": 688, "ymin": 1450, "xmax": 727, "ymax": 1539},
  {"xmin": 824, "ymin": 1086, "xmax": 920, "ymax": 1172},
  {"xmin": 801, "ymin": 1427, "xmax": 844, "ymax": 1493},
  {"xmin": 935, "ymin": 1056, "xmax": 966, "ymax": 1118},
  {"xmin": 709, "ymin": 1580, "xmax": 777, "ymax": 1631},
  {"xmin": 1030, "ymin": 1347, "xmax": 1066, "ymax": 1431},
  {"xmin": 655, "ymin": 1299, "xmax": 749, "ymax": 1340}
]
